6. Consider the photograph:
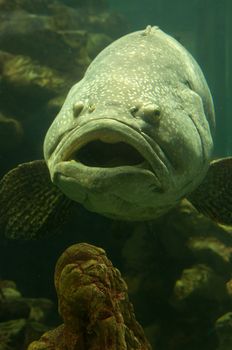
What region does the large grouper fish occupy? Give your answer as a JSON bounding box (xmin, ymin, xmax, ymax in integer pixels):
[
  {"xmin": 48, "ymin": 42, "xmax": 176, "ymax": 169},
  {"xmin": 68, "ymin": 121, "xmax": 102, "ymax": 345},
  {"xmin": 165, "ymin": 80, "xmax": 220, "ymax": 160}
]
[{"xmin": 0, "ymin": 26, "xmax": 232, "ymax": 239}]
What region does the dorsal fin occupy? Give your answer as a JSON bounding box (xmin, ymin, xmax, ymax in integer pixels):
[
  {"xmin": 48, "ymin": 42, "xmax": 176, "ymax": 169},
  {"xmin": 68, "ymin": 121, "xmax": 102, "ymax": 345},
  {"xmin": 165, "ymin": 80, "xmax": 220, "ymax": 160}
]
[
  {"xmin": 187, "ymin": 157, "xmax": 232, "ymax": 226},
  {"xmin": 0, "ymin": 160, "xmax": 74, "ymax": 239}
]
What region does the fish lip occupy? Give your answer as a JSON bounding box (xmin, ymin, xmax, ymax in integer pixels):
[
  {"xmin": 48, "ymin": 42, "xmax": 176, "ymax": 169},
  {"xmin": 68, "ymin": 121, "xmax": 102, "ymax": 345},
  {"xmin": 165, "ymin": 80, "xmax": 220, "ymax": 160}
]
[{"xmin": 50, "ymin": 119, "xmax": 169, "ymax": 186}]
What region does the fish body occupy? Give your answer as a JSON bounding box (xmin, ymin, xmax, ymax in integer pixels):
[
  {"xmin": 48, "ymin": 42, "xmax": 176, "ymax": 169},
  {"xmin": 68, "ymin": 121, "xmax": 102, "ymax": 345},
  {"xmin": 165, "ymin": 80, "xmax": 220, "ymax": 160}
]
[
  {"xmin": 1, "ymin": 26, "xmax": 231, "ymax": 239},
  {"xmin": 44, "ymin": 26, "xmax": 215, "ymax": 221}
]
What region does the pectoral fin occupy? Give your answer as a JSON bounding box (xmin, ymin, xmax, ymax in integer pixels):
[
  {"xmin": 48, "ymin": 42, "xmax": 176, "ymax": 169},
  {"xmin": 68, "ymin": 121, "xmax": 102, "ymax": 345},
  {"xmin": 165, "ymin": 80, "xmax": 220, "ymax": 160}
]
[
  {"xmin": 187, "ymin": 157, "xmax": 232, "ymax": 226},
  {"xmin": 0, "ymin": 160, "xmax": 74, "ymax": 239}
]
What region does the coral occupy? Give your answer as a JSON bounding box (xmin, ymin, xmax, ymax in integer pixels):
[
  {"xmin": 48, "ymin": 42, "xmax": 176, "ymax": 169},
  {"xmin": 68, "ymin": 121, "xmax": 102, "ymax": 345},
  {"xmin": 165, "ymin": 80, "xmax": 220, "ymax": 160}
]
[{"xmin": 28, "ymin": 243, "xmax": 151, "ymax": 350}]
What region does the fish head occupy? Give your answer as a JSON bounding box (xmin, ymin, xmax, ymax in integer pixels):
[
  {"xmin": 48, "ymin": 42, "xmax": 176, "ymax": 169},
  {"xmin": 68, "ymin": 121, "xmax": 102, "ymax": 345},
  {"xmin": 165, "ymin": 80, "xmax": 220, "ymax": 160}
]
[
  {"xmin": 44, "ymin": 27, "xmax": 215, "ymax": 221},
  {"xmin": 44, "ymin": 86, "xmax": 213, "ymax": 221}
]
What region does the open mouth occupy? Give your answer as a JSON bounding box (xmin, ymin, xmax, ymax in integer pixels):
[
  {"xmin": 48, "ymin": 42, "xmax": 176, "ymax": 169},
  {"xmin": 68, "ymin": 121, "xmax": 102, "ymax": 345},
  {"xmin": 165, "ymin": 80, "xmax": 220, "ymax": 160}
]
[
  {"xmin": 50, "ymin": 119, "xmax": 169, "ymax": 188},
  {"xmin": 69, "ymin": 140, "xmax": 146, "ymax": 168}
]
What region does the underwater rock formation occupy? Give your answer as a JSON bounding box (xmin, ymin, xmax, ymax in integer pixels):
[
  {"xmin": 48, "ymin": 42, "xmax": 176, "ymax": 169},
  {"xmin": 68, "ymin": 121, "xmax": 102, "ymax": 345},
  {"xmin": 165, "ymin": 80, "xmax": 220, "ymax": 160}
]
[
  {"xmin": 215, "ymin": 312, "xmax": 232, "ymax": 350},
  {"xmin": 28, "ymin": 243, "xmax": 151, "ymax": 350},
  {"xmin": 0, "ymin": 113, "xmax": 23, "ymax": 153},
  {"xmin": 0, "ymin": 11, "xmax": 89, "ymax": 81},
  {"xmin": 0, "ymin": 0, "xmax": 52, "ymax": 13},
  {"xmin": 0, "ymin": 0, "xmax": 110, "ymax": 15},
  {"xmin": 1, "ymin": 2, "xmax": 232, "ymax": 350},
  {"xmin": 0, "ymin": 0, "xmax": 127, "ymax": 171},
  {"xmin": 121, "ymin": 200, "xmax": 232, "ymax": 349},
  {"xmin": 0, "ymin": 1, "xmax": 126, "ymax": 71},
  {"xmin": 1, "ymin": 51, "xmax": 67, "ymax": 111},
  {"xmin": 0, "ymin": 280, "xmax": 54, "ymax": 350}
]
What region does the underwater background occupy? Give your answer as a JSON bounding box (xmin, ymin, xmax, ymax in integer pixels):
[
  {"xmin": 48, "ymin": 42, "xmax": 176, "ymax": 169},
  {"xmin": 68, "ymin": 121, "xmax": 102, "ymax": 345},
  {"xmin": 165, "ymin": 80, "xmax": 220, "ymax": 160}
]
[{"xmin": 0, "ymin": 0, "xmax": 231, "ymax": 349}]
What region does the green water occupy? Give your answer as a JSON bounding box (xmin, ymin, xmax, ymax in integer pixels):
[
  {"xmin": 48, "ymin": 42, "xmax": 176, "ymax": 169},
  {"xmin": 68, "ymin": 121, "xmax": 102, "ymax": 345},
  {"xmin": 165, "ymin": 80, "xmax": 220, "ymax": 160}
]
[{"xmin": 109, "ymin": 0, "xmax": 232, "ymax": 156}]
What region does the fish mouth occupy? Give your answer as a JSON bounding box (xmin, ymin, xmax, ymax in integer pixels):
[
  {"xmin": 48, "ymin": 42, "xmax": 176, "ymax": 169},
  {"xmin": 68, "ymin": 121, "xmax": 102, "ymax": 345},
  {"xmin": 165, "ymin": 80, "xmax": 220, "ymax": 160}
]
[
  {"xmin": 69, "ymin": 140, "xmax": 147, "ymax": 168},
  {"xmin": 50, "ymin": 119, "xmax": 169, "ymax": 187}
]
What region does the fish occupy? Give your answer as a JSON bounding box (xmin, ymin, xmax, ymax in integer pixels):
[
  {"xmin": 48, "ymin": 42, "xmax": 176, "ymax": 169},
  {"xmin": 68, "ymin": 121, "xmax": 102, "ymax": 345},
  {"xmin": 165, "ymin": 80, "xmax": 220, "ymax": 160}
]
[{"xmin": 0, "ymin": 25, "xmax": 231, "ymax": 239}]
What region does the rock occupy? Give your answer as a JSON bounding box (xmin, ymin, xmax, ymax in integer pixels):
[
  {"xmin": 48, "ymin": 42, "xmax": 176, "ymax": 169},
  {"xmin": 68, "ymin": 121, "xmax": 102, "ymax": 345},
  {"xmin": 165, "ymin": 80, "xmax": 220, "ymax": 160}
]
[
  {"xmin": 28, "ymin": 243, "xmax": 152, "ymax": 350},
  {"xmin": 172, "ymin": 264, "xmax": 228, "ymax": 309},
  {"xmin": 187, "ymin": 236, "xmax": 232, "ymax": 275},
  {"xmin": 0, "ymin": 0, "xmax": 52, "ymax": 14},
  {"xmin": 49, "ymin": 2, "xmax": 127, "ymax": 38},
  {"xmin": 87, "ymin": 11, "xmax": 128, "ymax": 38},
  {"xmin": 0, "ymin": 114, "xmax": 23, "ymax": 152},
  {"xmin": 2, "ymin": 53, "xmax": 66, "ymax": 96},
  {"xmin": 0, "ymin": 280, "xmax": 55, "ymax": 349},
  {"xmin": 0, "ymin": 280, "xmax": 54, "ymax": 323},
  {"xmin": 0, "ymin": 319, "xmax": 26, "ymax": 350},
  {"xmin": 120, "ymin": 200, "xmax": 232, "ymax": 349},
  {"xmin": 49, "ymin": 3, "xmax": 89, "ymax": 31},
  {"xmin": 0, "ymin": 50, "xmax": 69, "ymax": 119},
  {"xmin": 0, "ymin": 280, "xmax": 21, "ymax": 299},
  {"xmin": 62, "ymin": 0, "xmax": 108, "ymax": 11},
  {"xmin": 24, "ymin": 321, "xmax": 52, "ymax": 349},
  {"xmin": 46, "ymin": 95, "xmax": 66, "ymax": 116},
  {"xmin": 87, "ymin": 32, "xmax": 113, "ymax": 59},
  {"xmin": 0, "ymin": 12, "xmax": 89, "ymax": 74},
  {"xmin": 215, "ymin": 312, "xmax": 232, "ymax": 350},
  {"xmin": 27, "ymin": 298, "xmax": 54, "ymax": 323},
  {"xmin": 0, "ymin": 298, "xmax": 30, "ymax": 323}
]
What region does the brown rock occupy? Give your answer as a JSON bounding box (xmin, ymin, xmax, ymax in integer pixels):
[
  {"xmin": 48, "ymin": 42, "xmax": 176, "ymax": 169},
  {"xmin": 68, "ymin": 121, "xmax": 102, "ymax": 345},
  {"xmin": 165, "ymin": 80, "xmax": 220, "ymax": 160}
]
[{"xmin": 28, "ymin": 243, "xmax": 152, "ymax": 350}]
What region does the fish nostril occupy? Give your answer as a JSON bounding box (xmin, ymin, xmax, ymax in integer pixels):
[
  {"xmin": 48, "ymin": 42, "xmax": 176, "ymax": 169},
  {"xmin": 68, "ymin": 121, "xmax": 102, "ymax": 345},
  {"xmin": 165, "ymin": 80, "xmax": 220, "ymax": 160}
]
[
  {"xmin": 145, "ymin": 105, "xmax": 161, "ymax": 118},
  {"xmin": 88, "ymin": 104, "xmax": 96, "ymax": 113},
  {"xmin": 142, "ymin": 105, "xmax": 161, "ymax": 125},
  {"xmin": 130, "ymin": 106, "xmax": 139, "ymax": 116},
  {"xmin": 73, "ymin": 101, "xmax": 84, "ymax": 118}
]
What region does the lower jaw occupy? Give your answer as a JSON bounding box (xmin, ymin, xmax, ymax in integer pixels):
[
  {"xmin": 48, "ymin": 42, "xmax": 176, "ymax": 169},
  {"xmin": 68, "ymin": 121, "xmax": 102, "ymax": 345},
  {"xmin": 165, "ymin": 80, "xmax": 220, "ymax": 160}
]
[
  {"xmin": 52, "ymin": 160, "xmax": 164, "ymax": 209},
  {"xmin": 52, "ymin": 159, "xmax": 159, "ymax": 189},
  {"xmin": 54, "ymin": 172, "xmax": 169, "ymax": 222}
]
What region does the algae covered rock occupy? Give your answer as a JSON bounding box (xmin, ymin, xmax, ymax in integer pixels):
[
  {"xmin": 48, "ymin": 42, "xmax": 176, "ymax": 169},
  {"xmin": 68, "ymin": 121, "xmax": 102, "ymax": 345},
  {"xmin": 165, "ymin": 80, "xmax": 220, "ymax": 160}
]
[
  {"xmin": 0, "ymin": 11, "xmax": 89, "ymax": 74},
  {"xmin": 0, "ymin": 0, "xmax": 128, "ymax": 176},
  {"xmin": 28, "ymin": 243, "xmax": 151, "ymax": 350},
  {"xmin": 63, "ymin": 0, "xmax": 108, "ymax": 11},
  {"xmin": 121, "ymin": 200, "xmax": 232, "ymax": 349},
  {"xmin": 0, "ymin": 319, "xmax": 26, "ymax": 350},
  {"xmin": 0, "ymin": 0, "xmax": 52, "ymax": 14},
  {"xmin": 2, "ymin": 53, "xmax": 66, "ymax": 96},
  {"xmin": 172, "ymin": 264, "xmax": 229, "ymax": 309},
  {"xmin": 0, "ymin": 113, "xmax": 23, "ymax": 152},
  {"xmin": 87, "ymin": 32, "xmax": 115, "ymax": 59},
  {"xmin": 0, "ymin": 279, "xmax": 55, "ymax": 350},
  {"xmin": 215, "ymin": 312, "xmax": 232, "ymax": 350}
]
